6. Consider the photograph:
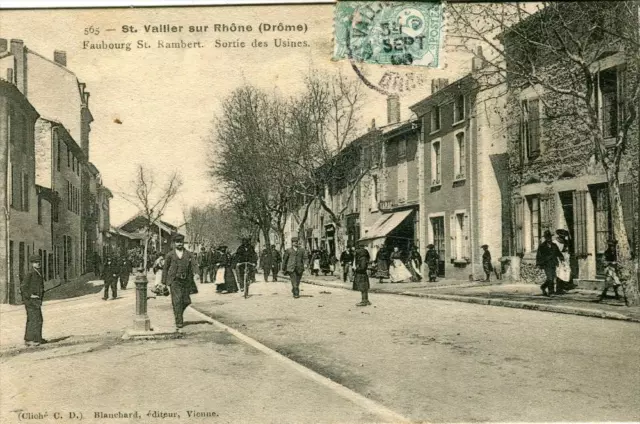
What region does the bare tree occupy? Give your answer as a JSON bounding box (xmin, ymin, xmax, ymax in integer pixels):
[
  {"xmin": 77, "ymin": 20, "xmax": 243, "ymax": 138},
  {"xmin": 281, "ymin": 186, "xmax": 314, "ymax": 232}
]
[
  {"xmin": 449, "ymin": 1, "xmax": 640, "ymax": 304},
  {"xmin": 183, "ymin": 204, "xmax": 246, "ymax": 250},
  {"xmin": 120, "ymin": 165, "xmax": 182, "ymax": 271}
]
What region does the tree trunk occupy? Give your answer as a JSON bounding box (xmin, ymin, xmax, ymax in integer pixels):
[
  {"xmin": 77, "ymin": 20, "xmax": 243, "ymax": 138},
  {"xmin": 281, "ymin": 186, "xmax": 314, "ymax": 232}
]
[
  {"xmin": 143, "ymin": 236, "xmax": 149, "ymax": 273},
  {"xmin": 606, "ymin": 171, "xmax": 640, "ymax": 306},
  {"xmin": 261, "ymin": 226, "xmax": 272, "ymax": 253}
]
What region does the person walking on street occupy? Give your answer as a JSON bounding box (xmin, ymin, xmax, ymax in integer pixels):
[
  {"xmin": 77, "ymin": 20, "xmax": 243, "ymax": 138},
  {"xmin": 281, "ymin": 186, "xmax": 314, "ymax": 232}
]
[
  {"xmin": 283, "ymin": 237, "xmax": 307, "ymax": 298},
  {"xmin": 340, "ymin": 246, "xmax": 354, "ymax": 283},
  {"xmin": 271, "ymin": 245, "xmax": 281, "ymax": 282},
  {"xmin": 102, "ymin": 255, "xmax": 119, "ymax": 300},
  {"xmin": 536, "ymin": 229, "xmax": 564, "ymax": 297},
  {"xmin": 209, "ymin": 246, "xmax": 221, "ymax": 284},
  {"xmin": 260, "ymin": 246, "xmax": 274, "ymax": 282},
  {"xmin": 481, "ymin": 244, "xmax": 493, "ymax": 282},
  {"xmin": 217, "ymin": 246, "xmax": 238, "ymax": 293},
  {"xmin": 21, "ymin": 254, "xmax": 47, "ymax": 347},
  {"xmin": 197, "ymin": 247, "xmax": 209, "ymax": 284},
  {"xmin": 162, "ymin": 234, "xmax": 197, "ymax": 330},
  {"xmin": 234, "ymin": 238, "xmax": 257, "ymax": 291},
  {"xmin": 354, "ymin": 244, "xmax": 371, "ymax": 306},
  {"xmin": 599, "ymin": 239, "xmax": 623, "ymax": 302},
  {"xmin": 118, "ymin": 253, "xmax": 132, "ymax": 290},
  {"xmin": 374, "ymin": 245, "xmax": 390, "ymax": 283},
  {"xmin": 425, "ymin": 244, "xmax": 439, "ymax": 282}
]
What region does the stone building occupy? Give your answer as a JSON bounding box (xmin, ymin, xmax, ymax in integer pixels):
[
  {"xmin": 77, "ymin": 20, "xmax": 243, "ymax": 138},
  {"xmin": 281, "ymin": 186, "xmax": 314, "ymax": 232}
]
[{"xmin": 501, "ymin": 2, "xmax": 638, "ymax": 284}]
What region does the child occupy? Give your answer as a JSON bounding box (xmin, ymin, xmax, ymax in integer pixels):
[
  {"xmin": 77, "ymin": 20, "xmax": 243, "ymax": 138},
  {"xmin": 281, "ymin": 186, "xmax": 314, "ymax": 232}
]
[{"xmin": 481, "ymin": 244, "xmax": 493, "ymax": 282}]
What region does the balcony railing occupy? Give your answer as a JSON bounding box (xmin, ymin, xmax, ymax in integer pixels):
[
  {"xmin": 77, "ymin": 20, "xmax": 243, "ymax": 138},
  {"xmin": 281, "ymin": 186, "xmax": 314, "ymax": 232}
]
[{"xmin": 378, "ymin": 200, "xmax": 394, "ymax": 211}]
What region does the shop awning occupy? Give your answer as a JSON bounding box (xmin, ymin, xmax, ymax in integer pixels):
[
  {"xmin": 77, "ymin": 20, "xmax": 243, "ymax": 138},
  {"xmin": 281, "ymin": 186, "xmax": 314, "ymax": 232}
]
[{"xmin": 358, "ymin": 210, "xmax": 413, "ymax": 242}]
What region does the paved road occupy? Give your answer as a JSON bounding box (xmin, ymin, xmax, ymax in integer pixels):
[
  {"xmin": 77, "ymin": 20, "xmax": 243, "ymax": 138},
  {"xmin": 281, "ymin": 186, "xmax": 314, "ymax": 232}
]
[{"xmin": 191, "ymin": 277, "xmax": 640, "ymax": 422}]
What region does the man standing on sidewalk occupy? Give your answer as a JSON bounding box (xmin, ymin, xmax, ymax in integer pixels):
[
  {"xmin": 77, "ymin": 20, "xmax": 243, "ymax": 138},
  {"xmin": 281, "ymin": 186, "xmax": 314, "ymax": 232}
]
[
  {"xmin": 102, "ymin": 255, "xmax": 119, "ymax": 300},
  {"xmin": 283, "ymin": 237, "xmax": 306, "ymax": 298},
  {"xmin": 536, "ymin": 230, "xmax": 564, "ymax": 296},
  {"xmin": 162, "ymin": 234, "xmax": 196, "ymax": 330},
  {"xmin": 260, "ymin": 246, "xmax": 273, "ymax": 282},
  {"xmin": 20, "ymin": 254, "xmax": 47, "ymax": 347},
  {"xmin": 271, "ymin": 245, "xmax": 281, "ymax": 282},
  {"xmin": 354, "ymin": 243, "xmax": 371, "ymax": 306},
  {"xmin": 197, "ymin": 246, "xmax": 209, "ymax": 284},
  {"xmin": 118, "ymin": 253, "xmax": 132, "ymax": 290}
]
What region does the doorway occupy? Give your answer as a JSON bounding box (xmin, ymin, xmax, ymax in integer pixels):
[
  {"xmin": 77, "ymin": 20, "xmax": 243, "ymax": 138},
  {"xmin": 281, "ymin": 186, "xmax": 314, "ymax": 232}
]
[{"xmin": 430, "ymin": 216, "xmax": 445, "ymax": 277}]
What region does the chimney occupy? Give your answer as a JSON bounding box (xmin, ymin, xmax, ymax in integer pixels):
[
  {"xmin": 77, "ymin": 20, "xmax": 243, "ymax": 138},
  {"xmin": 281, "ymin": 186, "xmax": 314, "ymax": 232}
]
[
  {"xmin": 370, "ymin": 118, "xmax": 376, "ymax": 130},
  {"xmin": 431, "ymin": 78, "xmax": 449, "ymax": 95},
  {"xmin": 10, "ymin": 39, "xmax": 26, "ymax": 94},
  {"xmin": 0, "ymin": 39, "xmax": 7, "ymax": 54},
  {"xmin": 53, "ymin": 50, "xmax": 67, "ymax": 67},
  {"xmin": 7, "ymin": 68, "xmax": 13, "ymax": 83},
  {"xmin": 387, "ymin": 94, "xmax": 400, "ymax": 124},
  {"xmin": 472, "ymin": 45, "xmax": 485, "ymax": 71}
]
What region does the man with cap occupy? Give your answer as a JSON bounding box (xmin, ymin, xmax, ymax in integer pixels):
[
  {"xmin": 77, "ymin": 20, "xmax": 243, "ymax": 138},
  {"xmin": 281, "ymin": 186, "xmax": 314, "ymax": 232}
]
[
  {"xmin": 162, "ymin": 233, "xmax": 197, "ymax": 330},
  {"xmin": 425, "ymin": 244, "xmax": 439, "ymax": 282},
  {"xmin": 536, "ymin": 229, "xmax": 564, "ymax": 296},
  {"xmin": 234, "ymin": 238, "xmax": 257, "ymax": 291},
  {"xmin": 197, "ymin": 246, "xmax": 209, "ymax": 284},
  {"xmin": 271, "ymin": 245, "xmax": 282, "ymax": 282},
  {"xmin": 21, "ymin": 254, "xmax": 47, "ymax": 346},
  {"xmin": 282, "ymin": 237, "xmax": 307, "ymax": 298},
  {"xmin": 260, "ymin": 245, "xmax": 274, "ymax": 282},
  {"xmin": 102, "ymin": 254, "xmax": 120, "ymax": 300},
  {"xmin": 354, "ymin": 242, "xmax": 371, "ymax": 306},
  {"xmin": 118, "ymin": 252, "xmax": 133, "ymax": 290}
]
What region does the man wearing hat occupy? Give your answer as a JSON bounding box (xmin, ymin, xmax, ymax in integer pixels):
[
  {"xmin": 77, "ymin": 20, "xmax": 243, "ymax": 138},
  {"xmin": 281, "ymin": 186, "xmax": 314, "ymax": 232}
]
[
  {"xmin": 354, "ymin": 242, "xmax": 371, "ymax": 306},
  {"xmin": 197, "ymin": 246, "xmax": 209, "ymax": 284},
  {"xmin": 162, "ymin": 233, "xmax": 197, "ymax": 330},
  {"xmin": 102, "ymin": 254, "xmax": 120, "ymax": 300},
  {"xmin": 271, "ymin": 245, "xmax": 282, "ymax": 282},
  {"xmin": 536, "ymin": 229, "xmax": 564, "ymax": 296},
  {"xmin": 20, "ymin": 254, "xmax": 46, "ymax": 346},
  {"xmin": 234, "ymin": 238, "xmax": 258, "ymax": 291},
  {"xmin": 481, "ymin": 244, "xmax": 493, "ymax": 282},
  {"xmin": 282, "ymin": 237, "xmax": 307, "ymax": 298},
  {"xmin": 425, "ymin": 244, "xmax": 439, "ymax": 282}
]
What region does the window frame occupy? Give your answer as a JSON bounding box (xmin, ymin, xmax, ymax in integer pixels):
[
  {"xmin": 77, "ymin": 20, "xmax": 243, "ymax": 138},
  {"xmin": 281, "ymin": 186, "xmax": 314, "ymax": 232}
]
[
  {"xmin": 453, "ymin": 130, "xmax": 466, "ymax": 181},
  {"xmin": 520, "ymin": 97, "xmax": 541, "ymax": 161},
  {"xmin": 527, "ymin": 194, "xmax": 541, "ymax": 252},
  {"xmin": 453, "ymin": 94, "xmax": 466, "ymax": 124},
  {"xmin": 594, "ymin": 66, "xmax": 622, "ymax": 141},
  {"xmin": 430, "ymin": 105, "xmax": 441, "ymax": 134},
  {"xmin": 431, "ymin": 139, "xmax": 442, "ymax": 186}
]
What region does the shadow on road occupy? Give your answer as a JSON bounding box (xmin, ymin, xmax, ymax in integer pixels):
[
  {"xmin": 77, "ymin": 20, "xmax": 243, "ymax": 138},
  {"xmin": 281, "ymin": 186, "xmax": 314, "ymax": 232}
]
[{"xmin": 45, "ymin": 277, "xmax": 104, "ymax": 301}]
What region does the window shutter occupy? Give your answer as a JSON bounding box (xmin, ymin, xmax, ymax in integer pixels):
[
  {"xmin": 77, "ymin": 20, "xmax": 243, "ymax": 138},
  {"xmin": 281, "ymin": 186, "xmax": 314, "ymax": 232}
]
[
  {"xmin": 450, "ymin": 214, "xmax": 457, "ymax": 260},
  {"xmin": 23, "ymin": 173, "xmax": 29, "ymax": 211},
  {"xmin": 617, "ymin": 65, "xmax": 625, "ymax": 128},
  {"xmin": 12, "ymin": 165, "xmax": 21, "ymax": 210},
  {"xmin": 529, "ymin": 99, "xmax": 540, "ymax": 155},
  {"xmin": 573, "ymin": 190, "xmax": 588, "ymax": 257},
  {"xmin": 620, "ymin": 182, "xmax": 635, "ymax": 253},
  {"xmin": 514, "ymin": 196, "xmax": 524, "ymax": 255},
  {"xmin": 464, "ymin": 212, "xmax": 471, "ymax": 259},
  {"xmin": 540, "ymin": 192, "xmax": 553, "ymax": 235},
  {"xmin": 518, "ymin": 107, "xmax": 524, "ymax": 165}
]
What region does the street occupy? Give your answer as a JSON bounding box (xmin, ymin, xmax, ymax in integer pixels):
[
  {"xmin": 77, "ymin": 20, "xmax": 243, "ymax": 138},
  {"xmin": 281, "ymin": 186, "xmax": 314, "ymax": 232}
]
[{"xmin": 1, "ymin": 275, "xmax": 639, "ymax": 423}]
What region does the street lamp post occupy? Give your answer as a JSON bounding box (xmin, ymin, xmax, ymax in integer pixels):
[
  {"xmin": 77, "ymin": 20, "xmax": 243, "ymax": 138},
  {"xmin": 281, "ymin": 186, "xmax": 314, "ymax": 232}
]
[{"xmin": 133, "ymin": 268, "xmax": 151, "ymax": 331}]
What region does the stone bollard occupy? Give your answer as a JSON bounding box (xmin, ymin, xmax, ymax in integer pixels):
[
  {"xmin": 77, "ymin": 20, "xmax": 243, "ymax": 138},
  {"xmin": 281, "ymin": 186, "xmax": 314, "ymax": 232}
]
[{"xmin": 134, "ymin": 270, "xmax": 151, "ymax": 331}]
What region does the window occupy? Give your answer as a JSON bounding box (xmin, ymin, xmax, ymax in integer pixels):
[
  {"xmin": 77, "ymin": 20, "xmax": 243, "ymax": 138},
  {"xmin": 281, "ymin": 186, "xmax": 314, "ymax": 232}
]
[
  {"xmin": 398, "ymin": 161, "xmax": 408, "ymax": 202},
  {"xmin": 52, "ymin": 199, "xmax": 59, "ymax": 222},
  {"xmin": 398, "ymin": 138, "xmax": 407, "ymax": 158},
  {"xmin": 430, "ymin": 105, "xmax": 441, "ymax": 132},
  {"xmin": 22, "ymin": 173, "xmax": 29, "ymax": 211},
  {"xmin": 520, "ymin": 98, "xmax": 541, "ymax": 160},
  {"xmin": 596, "ymin": 67, "xmax": 621, "ymax": 139},
  {"xmin": 528, "ymin": 195, "xmax": 541, "ymax": 251},
  {"xmin": 10, "ymin": 164, "xmax": 21, "ymax": 210},
  {"xmin": 431, "ymin": 141, "xmax": 441, "ymax": 185},
  {"xmin": 454, "ymin": 132, "xmax": 466, "ymax": 179},
  {"xmin": 454, "ymin": 94, "xmax": 465, "ymax": 123},
  {"xmin": 592, "ymin": 185, "xmax": 612, "ymax": 276},
  {"xmin": 37, "ymin": 196, "xmax": 43, "ymax": 225},
  {"xmin": 55, "ymin": 131, "xmax": 61, "ymax": 171},
  {"xmin": 455, "ymin": 212, "xmax": 465, "ymax": 259},
  {"xmin": 371, "ymin": 175, "xmax": 379, "ymax": 210}
]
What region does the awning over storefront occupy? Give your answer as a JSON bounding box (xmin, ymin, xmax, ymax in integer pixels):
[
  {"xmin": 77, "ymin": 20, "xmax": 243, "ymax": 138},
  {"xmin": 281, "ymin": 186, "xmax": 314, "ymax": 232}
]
[{"xmin": 358, "ymin": 210, "xmax": 413, "ymax": 242}]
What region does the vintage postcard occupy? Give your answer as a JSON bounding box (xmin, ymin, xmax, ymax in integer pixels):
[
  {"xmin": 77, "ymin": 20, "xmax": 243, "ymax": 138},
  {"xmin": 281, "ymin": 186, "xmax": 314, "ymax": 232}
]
[{"xmin": 0, "ymin": 1, "xmax": 638, "ymax": 423}]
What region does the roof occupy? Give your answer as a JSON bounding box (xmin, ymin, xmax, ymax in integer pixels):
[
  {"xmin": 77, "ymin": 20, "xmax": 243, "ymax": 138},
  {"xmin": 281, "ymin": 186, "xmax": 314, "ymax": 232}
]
[
  {"xmin": 0, "ymin": 79, "xmax": 39, "ymax": 118},
  {"xmin": 109, "ymin": 226, "xmax": 142, "ymax": 240},
  {"xmin": 409, "ymin": 74, "xmax": 477, "ymax": 116},
  {"xmin": 117, "ymin": 212, "xmax": 178, "ymax": 235},
  {"xmin": 379, "ymin": 119, "xmax": 420, "ymax": 139},
  {"xmin": 38, "ymin": 117, "xmax": 86, "ymax": 161}
]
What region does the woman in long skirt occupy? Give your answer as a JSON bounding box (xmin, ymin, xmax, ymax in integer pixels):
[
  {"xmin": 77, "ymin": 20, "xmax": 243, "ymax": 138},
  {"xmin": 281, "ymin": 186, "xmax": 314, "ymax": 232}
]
[
  {"xmin": 374, "ymin": 245, "xmax": 390, "ymax": 283},
  {"xmin": 216, "ymin": 247, "xmax": 237, "ymax": 293},
  {"xmin": 554, "ymin": 230, "xmax": 572, "ymax": 294},
  {"xmin": 425, "ymin": 244, "xmax": 439, "ymax": 282},
  {"xmin": 389, "ymin": 247, "xmax": 412, "ymax": 283}
]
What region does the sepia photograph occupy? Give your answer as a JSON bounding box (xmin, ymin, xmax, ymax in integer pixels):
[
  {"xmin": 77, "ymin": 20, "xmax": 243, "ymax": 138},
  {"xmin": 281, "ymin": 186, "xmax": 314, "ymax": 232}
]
[{"xmin": 0, "ymin": 1, "xmax": 638, "ymax": 422}]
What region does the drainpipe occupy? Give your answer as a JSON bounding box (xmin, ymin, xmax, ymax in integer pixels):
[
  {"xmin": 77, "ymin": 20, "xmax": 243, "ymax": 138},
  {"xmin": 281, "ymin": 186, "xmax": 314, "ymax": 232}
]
[{"xmin": 469, "ymin": 103, "xmax": 476, "ymax": 279}]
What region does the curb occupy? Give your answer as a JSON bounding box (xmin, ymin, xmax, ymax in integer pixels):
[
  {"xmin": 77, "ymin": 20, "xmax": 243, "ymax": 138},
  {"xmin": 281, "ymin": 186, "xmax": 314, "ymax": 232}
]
[{"xmin": 302, "ymin": 280, "xmax": 640, "ymax": 323}]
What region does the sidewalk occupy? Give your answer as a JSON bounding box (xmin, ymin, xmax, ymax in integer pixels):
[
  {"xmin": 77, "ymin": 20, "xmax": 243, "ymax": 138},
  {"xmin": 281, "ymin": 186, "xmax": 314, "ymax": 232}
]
[
  {"xmin": 0, "ymin": 273, "xmax": 185, "ymax": 354},
  {"xmin": 301, "ymin": 274, "xmax": 640, "ymax": 322}
]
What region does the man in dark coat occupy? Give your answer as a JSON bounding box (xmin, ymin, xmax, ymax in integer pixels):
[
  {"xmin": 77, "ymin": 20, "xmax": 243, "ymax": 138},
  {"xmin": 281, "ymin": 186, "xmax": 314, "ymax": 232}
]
[
  {"xmin": 234, "ymin": 238, "xmax": 258, "ymax": 290},
  {"xmin": 354, "ymin": 244, "xmax": 371, "ymax": 306},
  {"xmin": 162, "ymin": 234, "xmax": 197, "ymax": 330},
  {"xmin": 209, "ymin": 246, "xmax": 221, "ymax": 284},
  {"xmin": 425, "ymin": 244, "xmax": 439, "ymax": 282},
  {"xmin": 271, "ymin": 245, "xmax": 281, "ymax": 282},
  {"xmin": 599, "ymin": 239, "xmax": 622, "ymax": 301},
  {"xmin": 536, "ymin": 229, "xmax": 564, "ymax": 296},
  {"xmin": 340, "ymin": 246, "xmax": 354, "ymax": 283},
  {"xmin": 260, "ymin": 246, "xmax": 274, "ymax": 282},
  {"xmin": 282, "ymin": 237, "xmax": 307, "ymax": 298},
  {"xmin": 118, "ymin": 254, "xmax": 132, "ymax": 290},
  {"xmin": 481, "ymin": 244, "xmax": 493, "ymax": 282},
  {"xmin": 197, "ymin": 246, "xmax": 209, "ymax": 284},
  {"xmin": 21, "ymin": 254, "xmax": 46, "ymax": 346},
  {"xmin": 102, "ymin": 255, "xmax": 120, "ymax": 300}
]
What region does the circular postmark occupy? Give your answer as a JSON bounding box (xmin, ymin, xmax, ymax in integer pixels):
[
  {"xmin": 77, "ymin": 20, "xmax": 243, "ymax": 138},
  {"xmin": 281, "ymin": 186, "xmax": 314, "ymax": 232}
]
[{"xmin": 334, "ymin": 1, "xmax": 443, "ymax": 96}]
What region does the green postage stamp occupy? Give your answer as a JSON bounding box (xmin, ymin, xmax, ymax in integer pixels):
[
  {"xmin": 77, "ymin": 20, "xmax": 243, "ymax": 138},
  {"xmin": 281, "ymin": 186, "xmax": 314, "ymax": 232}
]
[{"xmin": 333, "ymin": 1, "xmax": 443, "ymax": 67}]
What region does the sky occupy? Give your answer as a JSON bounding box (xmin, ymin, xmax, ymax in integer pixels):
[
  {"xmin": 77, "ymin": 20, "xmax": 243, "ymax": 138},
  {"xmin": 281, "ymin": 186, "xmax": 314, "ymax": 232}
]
[{"xmin": 0, "ymin": 4, "xmax": 472, "ymax": 227}]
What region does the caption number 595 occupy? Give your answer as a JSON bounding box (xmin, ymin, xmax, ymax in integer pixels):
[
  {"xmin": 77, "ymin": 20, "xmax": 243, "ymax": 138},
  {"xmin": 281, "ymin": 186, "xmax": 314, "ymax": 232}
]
[{"xmin": 84, "ymin": 26, "xmax": 100, "ymax": 35}]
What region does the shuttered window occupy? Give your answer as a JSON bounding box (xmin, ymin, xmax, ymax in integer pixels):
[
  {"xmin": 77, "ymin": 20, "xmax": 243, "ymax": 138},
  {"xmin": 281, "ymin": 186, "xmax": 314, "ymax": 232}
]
[
  {"xmin": 540, "ymin": 193, "xmax": 554, "ymax": 236},
  {"xmin": 11, "ymin": 165, "xmax": 22, "ymax": 210},
  {"xmin": 514, "ymin": 196, "xmax": 524, "ymax": 255},
  {"xmin": 573, "ymin": 190, "xmax": 589, "ymax": 257},
  {"xmin": 528, "ymin": 195, "xmax": 541, "ymax": 251}
]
